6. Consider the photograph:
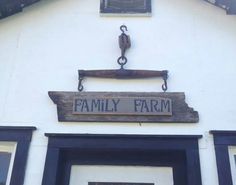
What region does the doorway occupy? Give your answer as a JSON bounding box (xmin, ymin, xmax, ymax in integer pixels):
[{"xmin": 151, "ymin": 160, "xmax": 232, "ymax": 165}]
[
  {"xmin": 69, "ymin": 165, "xmax": 174, "ymax": 185},
  {"xmin": 42, "ymin": 134, "xmax": 202, "ymax": 185}
]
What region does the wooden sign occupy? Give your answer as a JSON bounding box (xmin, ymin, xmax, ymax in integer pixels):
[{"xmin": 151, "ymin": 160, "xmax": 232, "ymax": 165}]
[{"xmin": 49, "ymin": 91, "xmax": 199, "ymax": 123}]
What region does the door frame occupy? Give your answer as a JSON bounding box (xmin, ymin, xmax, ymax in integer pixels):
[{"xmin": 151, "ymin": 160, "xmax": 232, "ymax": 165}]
[
  {"xmin": 42, "ymin": 134, "xmax": 202, "ymax": 185},
  {"xmin": 210, "ymin": 130, "xmax": 236, "ymax": 185}
]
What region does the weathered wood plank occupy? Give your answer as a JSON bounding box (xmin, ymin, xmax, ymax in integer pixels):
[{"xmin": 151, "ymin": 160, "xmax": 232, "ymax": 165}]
[
  {"xmin": 48, "ymin": 91, "xmax": 199, "ymax": 123},
  {"xmin": 79, "ymin": 69, "xmax": 167, "ymax": 79}
]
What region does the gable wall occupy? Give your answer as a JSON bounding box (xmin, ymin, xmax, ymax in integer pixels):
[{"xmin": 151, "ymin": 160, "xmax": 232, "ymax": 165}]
[{"xmin": 0, "ymin": 0, "xmax": 236, "ymax": 185}]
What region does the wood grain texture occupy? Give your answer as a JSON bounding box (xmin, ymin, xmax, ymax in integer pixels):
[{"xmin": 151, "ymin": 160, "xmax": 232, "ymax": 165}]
[
  {"xmin": 79, "ymin": 69, "xmax": 167, "ymax": 79},
  {"xmin": 48, "ymin": 91, "xmax": 199, "ymax": 123}
]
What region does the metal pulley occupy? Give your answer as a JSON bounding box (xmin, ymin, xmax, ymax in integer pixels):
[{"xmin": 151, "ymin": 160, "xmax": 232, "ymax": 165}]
[
  {"xmin": 119, "ymin": 25, "xmax": 131, "ymax": 58},
  {"xmin": 78, "ymin": 25, "xmax": 169, "ymax": 92},
  {"xmin": 117, "ymin": 25, "xmax": 131, "ymax": 69}
]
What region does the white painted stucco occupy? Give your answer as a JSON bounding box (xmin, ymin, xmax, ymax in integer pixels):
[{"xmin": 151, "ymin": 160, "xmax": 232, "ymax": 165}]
[{"xmin": 0, "ymin": 0, "xmax": 236, "ymax": 185}]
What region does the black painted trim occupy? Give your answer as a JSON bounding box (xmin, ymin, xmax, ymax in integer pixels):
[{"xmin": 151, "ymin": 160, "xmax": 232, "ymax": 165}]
[
  {"xmin": 0, "ymin": 126, "xmax": 36, "ymax": 185},
  {"xmin": 0, "ymin": 126, "xmax": 36, "ymax": 130},
  {"xmin": 42, "ymin": 134, "xmax": 202, "ymax": 185},
  {"xmin": 204, "ymin": 0, "xmax": 236, "ymax": 15},
  {"xmin": 211, "ymin": 130, "xmax": 236, "ymax": 135},
  {"xmin": 0, "ymin": 0, "xmax": 40, "ymax": 19},
  {"xmin": 210, "ymin": 130, "xmax": 236, "ymax": 185},
  {"xmin": 45, "ymin": 133, "xmax": 202, "ymax": 139}
]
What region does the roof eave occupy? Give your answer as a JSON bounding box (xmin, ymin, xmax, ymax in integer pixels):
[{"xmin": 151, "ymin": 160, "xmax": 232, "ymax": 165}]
[
  {"xmin": 0, "ymin": 0, "xmax": 40, "ymax": 19},
  {"xmin": 204, "ymin": 0, "xmax": 236, "ymax": 15}
]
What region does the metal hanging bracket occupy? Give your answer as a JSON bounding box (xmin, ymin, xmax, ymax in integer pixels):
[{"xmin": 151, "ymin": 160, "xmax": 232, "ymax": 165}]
[
  {"xmin": 117, "ymin": 25, "xmax": 131, "ymax": 69},
  {"xmin": 78, "ymin": 25, "xmax": 169, "ymax": 92}
]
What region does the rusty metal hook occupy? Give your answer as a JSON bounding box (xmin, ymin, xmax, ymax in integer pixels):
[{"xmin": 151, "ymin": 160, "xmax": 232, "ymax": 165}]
[
  {"xmin": 120, "ymin": 25, "xmax": 128, "ymax": 33},
  {"xmin": 78, "ymin": 76, "xmax": 84, "ymax": 92},
  {"xmin": 162, "ymin": 73, "xmax": 168, "ymax": 92},
  {"xmin": 162, "ymin": 79, "xmax": 168, "ymax": 92}
]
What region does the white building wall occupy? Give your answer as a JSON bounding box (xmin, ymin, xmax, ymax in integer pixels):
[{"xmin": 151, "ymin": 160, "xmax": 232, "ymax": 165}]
[{"xmin": 0, "ymin": 0, "xmax": 236, "ymax": 185}]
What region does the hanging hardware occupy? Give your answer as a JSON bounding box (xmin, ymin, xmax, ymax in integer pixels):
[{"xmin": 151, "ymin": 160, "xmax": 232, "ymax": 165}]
[
  {"xmin": 162, "ymin": 73, "xmax": 168, "ymax": 92},
  {"xmin": 117, "ymin": 56, "xmax": 127, "ymax": 69},
  {"xmin": 78, "ymin": 76, "xmax": 84, "ymax": 92},
  {"xmin": 78, "ymin": 25, "xmax": 169, "ymax": 92},
  {"xmin": 120, "ymin": 25, "xmax": 128, "ymax": 33},
  {"xmin": 118, "ymin": 25, "xmax": 131, "ymax": 69}
]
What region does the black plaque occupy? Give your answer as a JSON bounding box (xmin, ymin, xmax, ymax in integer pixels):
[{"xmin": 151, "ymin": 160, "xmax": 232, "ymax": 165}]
[{"xmin": 100, "ymin": 0, "xmax": 152, "ymax": 16}]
